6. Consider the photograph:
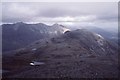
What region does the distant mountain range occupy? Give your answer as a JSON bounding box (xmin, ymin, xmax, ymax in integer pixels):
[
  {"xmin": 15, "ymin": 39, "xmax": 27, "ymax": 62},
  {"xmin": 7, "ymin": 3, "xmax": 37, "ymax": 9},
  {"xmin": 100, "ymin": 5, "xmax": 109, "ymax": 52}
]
[{"xmin": 2, "ymin": 22, "xmax": 69, "ymax": 52}]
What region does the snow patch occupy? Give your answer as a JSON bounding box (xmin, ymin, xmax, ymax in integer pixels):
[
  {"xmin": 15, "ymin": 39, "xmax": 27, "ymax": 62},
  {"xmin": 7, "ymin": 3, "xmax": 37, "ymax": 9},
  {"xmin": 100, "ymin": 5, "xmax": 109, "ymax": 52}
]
[
  {"xmin": 63, "ymin": 28, "xmax": 70, "ymax": 33},
  {"xmin": 101, "ymin": 47, "xmax": 105, "ymax": 52},
  {"xmin": 96, "ymin": 34, "xmax": 104, "ymax": 39},
  {"xmin": 97, "ymin": 39, "xmax": 104, "ymax": 46},
  {"xmin": 95, "ymin": 34, "xmax": 104, "ymax": 46},
  {"xmin": 30, "ymin": 61, "xmax": 45, "ymax": 66},
  {"xmin": 32, "ymin": 48, "xmax": 37, "ymax": 51},
  {"xmin": 55, "ymin": 31, "xmax": 57, "ymax": 34}
]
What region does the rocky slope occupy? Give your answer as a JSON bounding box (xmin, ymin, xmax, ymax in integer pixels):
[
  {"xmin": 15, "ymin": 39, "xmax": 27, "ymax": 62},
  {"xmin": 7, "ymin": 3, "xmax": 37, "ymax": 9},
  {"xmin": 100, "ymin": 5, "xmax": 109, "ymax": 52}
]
[
  {"xmin": 69, "ymin": 26, "xmax": 118, "ymax": 44},
  {"xmin": 2, "ymin": 22, "xmax": 69, "ymax": 52},
  {"xmin": 3, "ymin": 29, "xmax": 118, "ymax": 78}
]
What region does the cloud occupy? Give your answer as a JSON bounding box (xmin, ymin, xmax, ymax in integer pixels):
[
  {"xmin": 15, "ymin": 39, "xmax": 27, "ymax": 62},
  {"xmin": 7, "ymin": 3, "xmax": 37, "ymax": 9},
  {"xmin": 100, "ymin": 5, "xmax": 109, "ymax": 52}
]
[
  {"xmin": 2, "ymin": 2, "xmax": 117, "ymax": 21},
  {"xmin": 1, "ymin": 2, "xmax": 118, "ymax": 31}
]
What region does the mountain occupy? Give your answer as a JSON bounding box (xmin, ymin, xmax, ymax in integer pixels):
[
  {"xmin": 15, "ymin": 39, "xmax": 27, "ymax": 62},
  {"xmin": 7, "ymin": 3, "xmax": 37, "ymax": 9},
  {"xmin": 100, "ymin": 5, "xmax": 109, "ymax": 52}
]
[
  {"xmin": 2, "ymin": 22, "xmax": 69, "ymax": 52},
  {"xmin": 3, "ymin": 29, "xmax": 118, "ymax": 78},
  {"xmin": 84, "ymin": 26, "xmax": 118, "ymax": 43},
  {"xmin": 68, "ymin": 26, "xmax": 118, "ymax": 44}
]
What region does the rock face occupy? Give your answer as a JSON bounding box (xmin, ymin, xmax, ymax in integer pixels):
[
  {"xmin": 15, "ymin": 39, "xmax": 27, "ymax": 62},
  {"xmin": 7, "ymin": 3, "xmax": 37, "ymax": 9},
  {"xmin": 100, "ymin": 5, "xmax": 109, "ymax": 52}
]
[
  {"xmin": 3, "ymin": 29, "xmax": 118, "ymax": 78},
  {"xmin": 2, "ymin": 22, "xmax": 69, "ymax": 52}
]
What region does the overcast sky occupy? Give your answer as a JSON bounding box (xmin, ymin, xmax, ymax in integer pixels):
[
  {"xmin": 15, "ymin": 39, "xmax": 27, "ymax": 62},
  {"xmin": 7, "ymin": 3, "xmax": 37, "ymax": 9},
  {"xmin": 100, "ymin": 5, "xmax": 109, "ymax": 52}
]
[{"xmin": 2, "ymin": 2, "xmax": 118, "ymax": 32}]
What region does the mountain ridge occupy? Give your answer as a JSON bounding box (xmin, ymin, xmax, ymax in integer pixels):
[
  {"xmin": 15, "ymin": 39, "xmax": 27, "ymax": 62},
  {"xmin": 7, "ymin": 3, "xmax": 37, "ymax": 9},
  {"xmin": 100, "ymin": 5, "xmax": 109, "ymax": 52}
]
[
  {"xmin": 2, "ymin": 22, "xmax": 70, "ymax": 52},
  {"xmin": 3, "ymin": 29, "xmax": 118, "ymax": 78}
]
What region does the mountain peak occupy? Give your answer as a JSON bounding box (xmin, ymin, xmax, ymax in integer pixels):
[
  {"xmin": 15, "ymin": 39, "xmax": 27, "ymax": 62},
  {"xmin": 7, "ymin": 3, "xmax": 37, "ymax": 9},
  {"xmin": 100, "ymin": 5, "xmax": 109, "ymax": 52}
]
[
  {"xmin": 52, "ymin": 23, "xmax": 66, "ymax": 28},
  {"xmin": 52, "ymin": 23, "xmax": 60, "ymax": 26},
  {"xmin": 15, "ymin": 22, "xmax": 26, "ymax": 24}
]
